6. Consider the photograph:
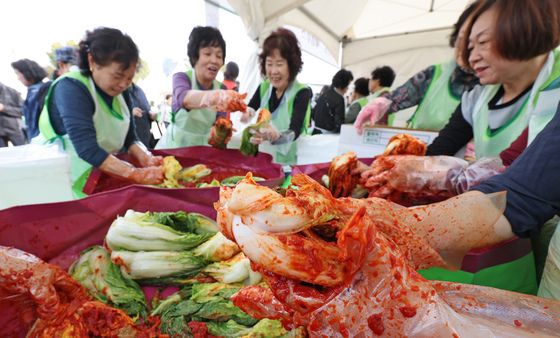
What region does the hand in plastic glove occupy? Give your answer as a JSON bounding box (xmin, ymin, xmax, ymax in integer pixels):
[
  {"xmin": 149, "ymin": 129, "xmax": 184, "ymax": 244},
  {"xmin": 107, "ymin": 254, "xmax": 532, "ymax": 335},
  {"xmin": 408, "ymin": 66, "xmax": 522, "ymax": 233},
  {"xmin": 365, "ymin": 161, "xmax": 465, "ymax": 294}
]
[
  {"xmin": 129, "ymin": 166, "xmax": 165, "ymax": 185},
  {"xmin": 447, "ymin": 157, "xmax": 505, "ymax": 194},
  {"xmin": 249, "ymin": 125, "xmax": 280, "ymax": 145},
  {"xmin": 100, "ymin": 155, "xmax": 164, "ymax": 185},
  {"xmin": 354, "ymin": 97, "xmax": 392, "ymax": 135},
  {"xmin": 201, "ymin": 90, "xmax": 248, "ymax": 112},
  {"xmin": 208, "ymin": 117, "xmax": 236, "ymax": 149},
  {"xmin": 362, "ymin": 155, "xmax": 468, "ymax": 198},
  {"xmin": 128, "ymin": 143, "xmax": 163, "ymax": 167},
  {"xmin": 241, "ymin": 106, "xmax": 256, "ymax": 123}
]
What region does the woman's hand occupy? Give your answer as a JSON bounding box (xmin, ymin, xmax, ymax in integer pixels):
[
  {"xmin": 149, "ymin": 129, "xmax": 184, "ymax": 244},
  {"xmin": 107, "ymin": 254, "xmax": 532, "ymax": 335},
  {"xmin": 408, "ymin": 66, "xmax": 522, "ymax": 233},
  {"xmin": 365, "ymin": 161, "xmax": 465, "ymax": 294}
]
[
  {"xmin": 354, "ymin": 97, "xmax": 392, "ymax": 134},
  {"xmin": 362, "ymin": 155, "xmax": 468, "ymax": 198},
  {"xmin": 240, "ymin": 107, "xmax": 256, "ymax": 123},
  {"xmin": 99, "ymin": 154, "xmax": 164, "ymax": 185},
  {"xmin": 129, "ymin": 166, "xmax": 165, "ymax": 185},
  {"xmin": 201, "ymin": 90, "xmax": 248, "ymax": 112},
  {"xmin": 249, "ymin": 125, "xmax": 280, "ymax": 145},
  {"xmin": 128, "ymin": 143, "xmax": 163, "ymax": 167},
  {"xmin": 132, "ymin": 107, "xmax": 144, "ymax": 118}
]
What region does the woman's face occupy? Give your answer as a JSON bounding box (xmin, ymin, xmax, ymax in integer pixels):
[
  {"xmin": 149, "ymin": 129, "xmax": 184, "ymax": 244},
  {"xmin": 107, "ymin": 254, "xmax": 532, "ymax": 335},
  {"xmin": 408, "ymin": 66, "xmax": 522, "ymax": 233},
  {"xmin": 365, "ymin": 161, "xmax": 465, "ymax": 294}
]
[
  {"xmin": 14, "ymin": 69, "xmax": 30, "ymax": 87},
  {"xmin": 195, "ymin": 46, "xmax": 224, "ymax": 87},
  {"xmin": 89, "ymin": 57, "xmax": 136, "ymax": 96},
  {"xmin": 265, "ymin": 49, "xmax": 290, "ymax": 91},
  {"xmin": 467, "ymin": 6, "xmax": 518, "ymax": 85}
]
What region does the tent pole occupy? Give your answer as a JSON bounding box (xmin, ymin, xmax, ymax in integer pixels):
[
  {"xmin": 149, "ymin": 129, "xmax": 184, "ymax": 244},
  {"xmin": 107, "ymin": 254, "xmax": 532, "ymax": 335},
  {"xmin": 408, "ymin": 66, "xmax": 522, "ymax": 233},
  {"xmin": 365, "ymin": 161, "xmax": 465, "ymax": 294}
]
[
  {"xmin": 338, "ymin": 40, "xmax": 343, "ymax": 68},
  {"xmin": 429, "ymin": 0, "xmax": 435, "ymax": 12}
]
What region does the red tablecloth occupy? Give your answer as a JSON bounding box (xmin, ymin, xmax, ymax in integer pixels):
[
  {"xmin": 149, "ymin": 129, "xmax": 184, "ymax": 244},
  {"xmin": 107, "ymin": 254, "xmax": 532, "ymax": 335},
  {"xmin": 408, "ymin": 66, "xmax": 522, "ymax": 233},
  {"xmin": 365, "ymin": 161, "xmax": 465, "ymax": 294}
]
[
  {"xmin": 0, "ymin": 184, "xmax": 224, "ymax": 336},
  {"xmin": 83, "ymin": 146, "xmax": 284, "ymax": 195}
]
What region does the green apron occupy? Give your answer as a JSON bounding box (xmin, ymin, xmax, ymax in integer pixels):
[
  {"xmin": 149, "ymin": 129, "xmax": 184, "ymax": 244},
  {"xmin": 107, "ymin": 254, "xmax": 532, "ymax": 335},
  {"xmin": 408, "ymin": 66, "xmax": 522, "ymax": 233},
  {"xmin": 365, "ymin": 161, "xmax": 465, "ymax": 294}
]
[
  {"xmin": 156, "ymin": 69, "xmax": 221, "ymax": 149},
  {"xmin": 406, "ymin": 60, "xmax": 460, "ymax": 131},
  {"xmin": 352, "ymin": 96, "xmax": 369, "ymax": 110},
  {"xmin": 38, "ymin": 71, "xmax": 130, "ymax": 198},
  {"xmin": 421, "ymin": 51, "xmax": 560, "ymax": 295},
  {"xmin": 257, "ymin": 79, "xmax": 311, "ymax": 165},
  {"xmin": 473, "ymin": 50, "xmax": 560, "ymax": 158}
]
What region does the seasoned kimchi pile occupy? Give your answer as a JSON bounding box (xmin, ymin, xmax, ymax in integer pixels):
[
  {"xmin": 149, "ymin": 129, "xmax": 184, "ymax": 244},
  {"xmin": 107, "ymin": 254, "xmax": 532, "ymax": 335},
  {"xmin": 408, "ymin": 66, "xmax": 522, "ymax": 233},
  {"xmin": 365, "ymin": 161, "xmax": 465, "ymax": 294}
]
[{"xmin": 216, "ymin": 173, "xmax": 560, "ymax": 337}]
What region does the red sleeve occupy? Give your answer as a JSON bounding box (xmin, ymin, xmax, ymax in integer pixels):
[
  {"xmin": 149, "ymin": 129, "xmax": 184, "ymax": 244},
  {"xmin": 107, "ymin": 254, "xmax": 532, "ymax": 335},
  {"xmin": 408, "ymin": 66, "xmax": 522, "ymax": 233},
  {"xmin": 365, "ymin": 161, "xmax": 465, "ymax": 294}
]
[{"xmin": 499, "ymin": 127, "xmax": 528, "ymax": 166}]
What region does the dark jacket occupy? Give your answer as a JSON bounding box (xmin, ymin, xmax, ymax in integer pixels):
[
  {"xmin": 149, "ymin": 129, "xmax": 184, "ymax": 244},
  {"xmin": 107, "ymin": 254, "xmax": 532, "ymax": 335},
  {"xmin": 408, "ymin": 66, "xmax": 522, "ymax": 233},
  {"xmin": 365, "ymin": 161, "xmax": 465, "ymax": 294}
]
[
  {"xmin": 23, "ymin": 81, "xmax": 51, "ymax": 139},
  {"xmin": 312, "ymin": 86, "xmax": 345, "ymax": 133},
  {"xmin": 129, "ymin": 84, "xmax": 155, "ymax": 148},
  {"xmin": 474, "ymin": 102, "xmax": 560, "ymax": 238},
  {"xmin": 0, "ymin": 82, "xmax": 25, "ymax": 140}
]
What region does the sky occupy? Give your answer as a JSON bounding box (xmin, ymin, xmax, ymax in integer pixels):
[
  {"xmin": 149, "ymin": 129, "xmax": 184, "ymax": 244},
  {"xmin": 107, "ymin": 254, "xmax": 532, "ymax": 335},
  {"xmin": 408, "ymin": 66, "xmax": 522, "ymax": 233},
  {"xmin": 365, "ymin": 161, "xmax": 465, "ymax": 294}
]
[{"xmin": 1, "ymin": 0, "xmax": 338, "ymax": 104}]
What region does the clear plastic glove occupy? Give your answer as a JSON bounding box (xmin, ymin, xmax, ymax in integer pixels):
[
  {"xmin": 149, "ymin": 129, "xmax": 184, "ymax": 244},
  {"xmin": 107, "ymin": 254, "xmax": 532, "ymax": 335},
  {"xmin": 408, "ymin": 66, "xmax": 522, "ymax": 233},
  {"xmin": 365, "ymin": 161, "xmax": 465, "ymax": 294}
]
[
  {"xmin": 99, "ymin": 155, "xmax": 164, "ymax": 185},
  {"xmin": 200, "ymin": 90, "xmax": 248, "ymax": 112},
  {"xmin": 208, "ymin": 117, "xmax": 235, "ymax": 149},
  {"xmin": 128, "ymin": 142, "xmax": 163, "ymax": 167},
  {"xmin": 241, "ymin": 106, "xmax": 256, "ymax": 123},
  {"xmin": 249, "ymin": 125, "xmax": 280, "ymax": 145},
  {"xmin": 362, "ymin": 155, "xmax": 468, "ymax": 198},
  {"xmin": 354, "ymin": 97, "xmax": 392, "ymax": 135},
  {"xmin": 447, "ymin": 157, "xmax": 505, "ymax": 194}
]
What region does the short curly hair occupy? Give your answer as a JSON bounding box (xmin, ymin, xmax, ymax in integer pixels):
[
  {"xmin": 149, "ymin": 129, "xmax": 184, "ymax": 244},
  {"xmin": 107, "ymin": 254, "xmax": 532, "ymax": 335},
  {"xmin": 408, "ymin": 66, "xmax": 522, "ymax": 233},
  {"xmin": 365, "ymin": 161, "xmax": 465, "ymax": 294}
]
[
  {"xmin": 371, "ymin": 66, "xmax": 396, "ymax": 88},
  {"xmin": 331, "ymin": 69, "xmax": 354, "ymax": 89},
  {"xmin": 353, "ymin": 77, "xmax": 370, "ymax": 97},
  {"xmin": 259, "ymin": 28, "xmax": 303, "ymax": 82},
  {"xmin": 187, "ymin": 26, "xmax": 226, "ymax": 67},
  {"xmin": 78, "ymin": 27, "xmax": 139, "ymax": 77}
]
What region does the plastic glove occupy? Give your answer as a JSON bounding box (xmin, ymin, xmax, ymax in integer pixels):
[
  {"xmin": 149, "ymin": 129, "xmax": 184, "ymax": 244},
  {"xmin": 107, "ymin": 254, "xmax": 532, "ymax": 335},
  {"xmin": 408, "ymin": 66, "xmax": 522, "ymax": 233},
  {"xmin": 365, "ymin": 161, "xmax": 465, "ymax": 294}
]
[
  {"xmin": 249, "ymin": 125, "xmax": 280, "ymax": 145},
  {"xmin": 128, "ymin": 142, "xmax": 163, "ymax": 167},
  {"xmin": 241, "ymin": 106, "xmax": 256, "ymax": 123},
  {"xmin": 354, "ymin": 97, "xmax": 392, "ymax": 135},
  {"xmin": 200, "ymin": 90, "xmax": 248, "ymax": 112},
  {"xmin": 362, "ymin": 155, "xmax": 468, "ymax": 198},
  {"xmin": 447, "ymin": 157, "xmax": 505, "ymax": 194},
  {"xmin": 208, "ymin": 117, "xmax": 235, "ymax": 149},
  {"xmin": 99, "ymin": 154, "xmax": 164, "ymax": 185}
]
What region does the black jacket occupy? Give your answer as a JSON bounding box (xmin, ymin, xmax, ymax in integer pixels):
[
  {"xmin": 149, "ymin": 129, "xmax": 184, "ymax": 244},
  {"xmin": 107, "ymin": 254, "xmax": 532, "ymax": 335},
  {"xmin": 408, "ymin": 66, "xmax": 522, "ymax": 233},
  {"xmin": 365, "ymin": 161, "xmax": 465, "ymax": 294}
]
[{"xmin": 312, "ymin": 86, "xmax": 345, "ymax": 133}]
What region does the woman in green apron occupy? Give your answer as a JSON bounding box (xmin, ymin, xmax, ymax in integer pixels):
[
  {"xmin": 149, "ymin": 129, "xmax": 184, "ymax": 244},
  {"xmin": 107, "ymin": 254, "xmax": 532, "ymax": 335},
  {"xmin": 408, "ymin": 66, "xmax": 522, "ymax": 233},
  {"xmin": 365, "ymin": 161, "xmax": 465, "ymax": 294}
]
[
  {"xmin": 358, "ymin": 0, "xmax": 560, "ymax": 295},
  {"xmin": 472, "ymin": 100, "xmax": 560, "ymax": 300},
  {"xmin": 156, "ymin": 26, "xmax": 248, "ymax": 149},
  {"xmin": 246, "ymin": 28, "xmax": 312, "ymax": 165},
  {"xmin": 38, "ymin": 27, "xmax": 164, "ymax": 198},
  {"xmin": 354, "ymin": 1, "xmax": 479, "ymax": 133},
  {"xmin": 345, "ymin": 77, "xmax": 371, "ymax": 124}
]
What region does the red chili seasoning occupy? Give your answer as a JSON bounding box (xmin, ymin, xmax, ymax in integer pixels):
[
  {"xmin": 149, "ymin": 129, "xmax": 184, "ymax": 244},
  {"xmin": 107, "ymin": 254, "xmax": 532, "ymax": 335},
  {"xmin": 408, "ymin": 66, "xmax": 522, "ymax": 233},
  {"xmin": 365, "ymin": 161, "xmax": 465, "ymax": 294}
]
[{"xmin": 367, "ymin": 314, "xmax": 384, "ymax": 335}]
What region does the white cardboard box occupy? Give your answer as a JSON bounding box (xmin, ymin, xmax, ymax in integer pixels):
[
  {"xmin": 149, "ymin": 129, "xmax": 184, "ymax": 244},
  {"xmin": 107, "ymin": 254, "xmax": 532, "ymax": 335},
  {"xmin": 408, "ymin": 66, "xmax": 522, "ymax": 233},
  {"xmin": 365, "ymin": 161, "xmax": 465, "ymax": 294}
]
[
  {"xmin": 0, "ymin": 144, "xmax": 73, "ymax": 209},
  {"xmin": 338, "ymin": 124, "xmax": 439, "ymax": 157}
]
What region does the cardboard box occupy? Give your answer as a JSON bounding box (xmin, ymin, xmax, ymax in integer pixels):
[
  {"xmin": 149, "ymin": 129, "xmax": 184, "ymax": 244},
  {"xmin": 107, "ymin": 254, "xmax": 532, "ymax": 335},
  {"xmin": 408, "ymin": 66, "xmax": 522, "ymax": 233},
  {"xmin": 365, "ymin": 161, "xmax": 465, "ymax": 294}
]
[{"xmin": 0, "ymin": 144, "xmax": 73, "ymax": 209}]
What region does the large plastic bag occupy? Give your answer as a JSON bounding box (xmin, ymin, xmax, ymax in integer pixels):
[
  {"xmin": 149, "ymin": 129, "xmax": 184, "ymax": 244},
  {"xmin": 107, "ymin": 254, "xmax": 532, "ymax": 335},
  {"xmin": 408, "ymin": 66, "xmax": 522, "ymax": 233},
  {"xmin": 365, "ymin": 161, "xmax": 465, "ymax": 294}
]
[{"xmin": 237, "ymin": 206, "xmax": 559, "ymax": 337}]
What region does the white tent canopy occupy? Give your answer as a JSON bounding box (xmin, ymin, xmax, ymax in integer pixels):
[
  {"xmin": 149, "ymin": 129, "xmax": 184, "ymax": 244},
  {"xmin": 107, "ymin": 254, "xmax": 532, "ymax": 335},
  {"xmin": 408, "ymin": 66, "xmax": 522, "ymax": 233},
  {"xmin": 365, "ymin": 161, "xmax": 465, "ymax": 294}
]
[{"xmin": 227, "ymin": 0, "xmax": 471, "ymax": 89}]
